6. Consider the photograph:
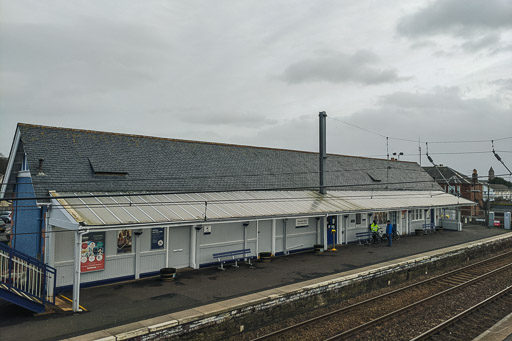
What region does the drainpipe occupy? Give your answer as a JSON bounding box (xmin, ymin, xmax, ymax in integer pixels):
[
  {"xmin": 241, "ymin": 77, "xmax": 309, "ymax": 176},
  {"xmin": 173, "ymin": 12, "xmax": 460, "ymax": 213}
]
[
  {"xmin": 316, "ymin": 217, "xmax": 321, "ymax": 244},
  {"xmin": 255, "ymin": 220, "xmax": 259, "ymax": 258},
  {"xmin": 243, "ymin": 222, "xmax": 248, "ymax": 260},
  {"xmin": 319, "ymin": 111, "xmax": 327, "ymax": 194},
  {"xmin": 191, "ymin": 225, "xmax": 202, "ymax": 269}
]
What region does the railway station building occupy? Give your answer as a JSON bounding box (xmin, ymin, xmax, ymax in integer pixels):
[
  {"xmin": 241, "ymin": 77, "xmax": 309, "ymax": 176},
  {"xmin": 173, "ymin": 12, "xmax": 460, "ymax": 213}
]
[{"xmin": 0, "ymin": 123, "xmax": 474, "ymax": 311}]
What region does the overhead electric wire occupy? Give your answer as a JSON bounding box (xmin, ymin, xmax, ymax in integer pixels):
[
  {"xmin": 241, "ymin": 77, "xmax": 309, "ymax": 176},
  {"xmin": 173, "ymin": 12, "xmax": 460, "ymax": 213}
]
[
  {"xmin": 0, "ymin": 165, "xmax": 427, "ymax": 188},
  {"xmin": 2, "ymin": 171, "xmax": 506, "ymax": 204},
  {"xmin": 7, "ymin": 190, "xmax": 452, "ymax": 210},
  {"xmin": 492, "ymin": 140, "xmax": 512, "ymax": 175},
  {"xmin": 366, "ymin": 150, "xmax": 512, "ymax": 158},
  {"xmin": 327, "ymin": 116, "xmax": 387, "ymax": 138},
  {"xmin": 328, "ymin": 115, "xmax": 512, "ymax": 145}
]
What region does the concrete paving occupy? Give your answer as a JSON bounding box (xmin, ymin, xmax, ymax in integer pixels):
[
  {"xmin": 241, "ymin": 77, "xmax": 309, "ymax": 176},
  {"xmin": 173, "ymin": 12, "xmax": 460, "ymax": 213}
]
[{"xmin": 0, "ymin": 225, "xmax": 510, "ymax": 341}]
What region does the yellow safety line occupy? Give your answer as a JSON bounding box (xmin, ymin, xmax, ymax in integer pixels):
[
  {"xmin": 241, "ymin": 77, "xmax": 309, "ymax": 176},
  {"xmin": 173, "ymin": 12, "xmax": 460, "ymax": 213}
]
[{"xmin": 59, "ymin": 295, "xmax": 87, "ymax": 312}]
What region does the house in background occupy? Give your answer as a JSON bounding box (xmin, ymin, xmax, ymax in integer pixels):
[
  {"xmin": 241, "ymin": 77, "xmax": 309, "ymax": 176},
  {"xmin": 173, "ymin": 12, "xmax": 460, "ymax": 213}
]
[
  {"xmin": 1, "ymin": 123, "xmax": 474, "ymax": 312},
  {"xmin": 423, "ymin": 166, "xmax": 483, "ymax": 219}
]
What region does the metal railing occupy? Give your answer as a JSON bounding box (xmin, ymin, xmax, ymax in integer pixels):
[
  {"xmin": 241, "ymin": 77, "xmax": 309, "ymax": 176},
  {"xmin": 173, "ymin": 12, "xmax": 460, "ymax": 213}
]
[{"xmin": 0, "ymin": 243, "xmax": 56, "ymax": 306}]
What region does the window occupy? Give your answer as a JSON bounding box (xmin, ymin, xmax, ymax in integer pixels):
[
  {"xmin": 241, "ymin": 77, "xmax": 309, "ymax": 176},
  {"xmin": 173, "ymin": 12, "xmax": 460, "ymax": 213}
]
[
  {"xmin": 373, "ymin": 212, "xmax": 387, "ymax": 224},
  {"xmin": 413, "ymin": 209, "xmax": 425, "ymax": 221},
  {"xmin": 356, "ymin": 213, "xmax": 361, "ymax": 225}
]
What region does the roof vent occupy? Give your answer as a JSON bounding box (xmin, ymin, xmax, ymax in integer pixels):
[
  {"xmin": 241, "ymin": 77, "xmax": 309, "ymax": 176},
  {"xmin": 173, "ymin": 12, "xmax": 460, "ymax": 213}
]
[
  {"xmin": 366, "ymin": 171, "xmax": 382, "ymax": 182},
  {"xmin": 88, "ymin": 157, "xmax": 128, "ymax": 177},
  {"xmin": 37, "ymin": 158, "xmax": 45, "ymax": 176}
]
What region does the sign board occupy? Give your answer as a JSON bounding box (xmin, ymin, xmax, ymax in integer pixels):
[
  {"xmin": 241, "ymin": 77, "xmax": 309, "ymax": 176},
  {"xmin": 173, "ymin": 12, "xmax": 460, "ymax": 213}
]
[
  {"xmin": 151, "ymin": 228, "xmax": 165, "ymax": 249},
  {"xmin": 81, "ymin": 232, "xmax": 105, "ymax": 273},
  {"xmin": 296, "ymin": 218, "xmax": 309, "ymax": 228},
  {"xmin": 117, "ymin": 230, "xmax": 132, "ymax": 254}
]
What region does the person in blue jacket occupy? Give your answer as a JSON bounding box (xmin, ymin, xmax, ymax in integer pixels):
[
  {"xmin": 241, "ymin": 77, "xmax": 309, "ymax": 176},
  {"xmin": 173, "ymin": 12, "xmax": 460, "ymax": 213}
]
[{"xmin": 386, "ymin": 220, "xmax": 393, "ymax": 247}]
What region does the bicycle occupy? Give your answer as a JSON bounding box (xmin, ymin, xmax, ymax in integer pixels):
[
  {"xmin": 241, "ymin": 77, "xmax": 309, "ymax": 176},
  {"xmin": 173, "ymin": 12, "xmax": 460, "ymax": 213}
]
[
  {"xmin": 372, "ymin": 229, "xmax": 386, "ymax": 244},
  {"xmin": 392, "ymin": 227, "xmax": 400, "ymax": 241}
]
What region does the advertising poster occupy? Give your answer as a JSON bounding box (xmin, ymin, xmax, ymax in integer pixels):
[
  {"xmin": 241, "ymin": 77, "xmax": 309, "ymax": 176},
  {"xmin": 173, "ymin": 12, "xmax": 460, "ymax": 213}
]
[
  {"xmin": 151, "ymin": 228, "xmax": 165, "ymax": 249},
  {"xmin": 81, "ymin": 232, "xmax": 105, "ymax": 272},
  {"xmin": 117, "ymin": 229, "xmax": 132, "ymax": 253}
]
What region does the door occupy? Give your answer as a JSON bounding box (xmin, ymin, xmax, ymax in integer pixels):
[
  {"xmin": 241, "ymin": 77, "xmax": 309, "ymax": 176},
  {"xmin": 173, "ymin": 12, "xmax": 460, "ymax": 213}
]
[
  {"xmin": 168, "ymin": 226, "xmax": 191, "ymax": 268},
  {"xmin": 258, "ymin": 221, "xmax": 272, "ymax": 252},
  {"xmin": 326, "ymin": 215, "xmax": 337, "ymax": 246},
  {"xmin": 401, "ymin": 211, "xmax": 407, "ymax": 235}
]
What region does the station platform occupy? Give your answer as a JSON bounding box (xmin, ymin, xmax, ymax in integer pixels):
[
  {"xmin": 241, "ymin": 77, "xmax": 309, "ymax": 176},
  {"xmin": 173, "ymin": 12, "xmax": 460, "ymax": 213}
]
[{"xmin": 0, "ymin": 225, "xmax": 511, "ymax": 341}]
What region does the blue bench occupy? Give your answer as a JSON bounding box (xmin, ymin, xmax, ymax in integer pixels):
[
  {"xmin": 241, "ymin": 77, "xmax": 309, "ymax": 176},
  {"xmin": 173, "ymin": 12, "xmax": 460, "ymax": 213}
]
[
  {"xmin": 356, "ymin": 232, "xmax": 372, "ymax": 245},
  {"xmin": 422, "ymin": 223, "xmax": 435, "ymax": 234},
  {"xmin": 213, "ymin": 249, "xmax": 252, "ymax": 270}
]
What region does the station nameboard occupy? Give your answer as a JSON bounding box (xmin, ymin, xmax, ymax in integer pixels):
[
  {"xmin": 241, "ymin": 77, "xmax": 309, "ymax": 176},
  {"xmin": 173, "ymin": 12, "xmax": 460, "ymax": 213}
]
[{"xmin": 296, "ymin": 218, "xmax": 309, "ymax": 228}]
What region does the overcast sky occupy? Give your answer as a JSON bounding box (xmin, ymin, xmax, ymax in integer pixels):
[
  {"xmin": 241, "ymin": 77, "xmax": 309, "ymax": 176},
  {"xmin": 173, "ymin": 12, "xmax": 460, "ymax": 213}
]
[{"xmin": 1, "ymin": 0, "xmax": 511, "ymax": 179}]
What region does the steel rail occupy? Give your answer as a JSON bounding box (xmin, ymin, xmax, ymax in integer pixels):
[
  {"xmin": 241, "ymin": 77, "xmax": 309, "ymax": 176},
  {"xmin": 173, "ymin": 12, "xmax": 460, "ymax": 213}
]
[
  {"xmin": 410, "ymin": 285, "xmax": 512, "ymax": 341},
  {"xmin": 325, "ymin": 261, "xmax": 512, "ymax": 340},
  {"xmin": 250, "ymin": 251, "xmax": 512, "ymax": 341}
]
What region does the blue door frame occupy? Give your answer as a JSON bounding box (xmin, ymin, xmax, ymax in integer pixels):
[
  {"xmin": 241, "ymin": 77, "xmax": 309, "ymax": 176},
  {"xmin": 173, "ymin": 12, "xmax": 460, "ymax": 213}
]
[{"xmin": 327, "ymin": 216, "xmax": 337, "ymax": 246}]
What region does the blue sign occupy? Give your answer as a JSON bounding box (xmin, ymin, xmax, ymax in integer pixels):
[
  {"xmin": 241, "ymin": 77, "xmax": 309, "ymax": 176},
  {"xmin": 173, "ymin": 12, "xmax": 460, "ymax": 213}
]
[{"xmin": 151, "ymin": 228, "xmax": 165, "ymax": 249}]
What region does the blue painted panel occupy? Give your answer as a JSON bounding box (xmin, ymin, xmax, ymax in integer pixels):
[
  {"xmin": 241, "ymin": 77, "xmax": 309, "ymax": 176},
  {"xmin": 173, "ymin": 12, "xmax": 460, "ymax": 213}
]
[
  {"xmin": 326, "ymin": 216, "xmax": 337, "ymax": 246},
  {"xmin": 0, "ymin": 287, "xmax": 45, "ymax": 313},
  {"xmin": 12, "ymin": 173, "xmax": 43, "ymax": 260}
]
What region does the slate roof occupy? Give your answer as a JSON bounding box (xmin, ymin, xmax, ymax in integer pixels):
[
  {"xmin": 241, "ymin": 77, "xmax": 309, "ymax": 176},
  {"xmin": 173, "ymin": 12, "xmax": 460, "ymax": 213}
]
[
  {"xmin": 4, "ymin": 124, "xmax": 441, "ymax": 200},
  {"xmin": 422, "ymin": 166, "xmax": 475, "ymax": 185},
  {"xmin": 489, "ymin": 183, "xmax": 510, "ymax": 191}
]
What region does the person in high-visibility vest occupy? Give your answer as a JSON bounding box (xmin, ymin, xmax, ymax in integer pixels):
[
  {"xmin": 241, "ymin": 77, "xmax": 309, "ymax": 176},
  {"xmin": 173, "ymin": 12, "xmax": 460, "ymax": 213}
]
[
  {"xmin": 370, "ymin": 220, "xmax": 379, "ymax": 232},
  {"xmin": 370, "ymin": 220, "xmax": 380, "ymax": 244}
]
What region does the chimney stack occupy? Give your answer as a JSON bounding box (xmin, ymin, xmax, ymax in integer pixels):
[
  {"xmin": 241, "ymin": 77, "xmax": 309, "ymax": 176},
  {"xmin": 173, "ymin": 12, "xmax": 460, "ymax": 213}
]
[
  {"xmin": 37, "ymin": 158, "xmax": 45, "ymax": 176},
  {"xmin": 319, "ymin": 111, "xmax": 327, "ymax": 194}
]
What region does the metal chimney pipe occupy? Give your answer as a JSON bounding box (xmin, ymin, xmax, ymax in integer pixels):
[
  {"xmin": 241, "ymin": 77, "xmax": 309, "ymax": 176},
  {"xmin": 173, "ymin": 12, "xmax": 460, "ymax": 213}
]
[{"xmin": 319, "ymin": 111, "xmax": 327, "ymax": 194}]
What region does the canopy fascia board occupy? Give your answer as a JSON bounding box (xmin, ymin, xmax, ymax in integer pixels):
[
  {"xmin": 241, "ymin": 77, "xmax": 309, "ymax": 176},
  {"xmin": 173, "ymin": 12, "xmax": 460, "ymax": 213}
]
[
  {"xmin": 74, "ymin": 202, "xmax": 475, "ymax": 231},
  {"xmin": 49, "ymin": 198, "xmax": 80, "ymax": 230},
  {"xmin": 53, "ymin": 190, "xmax": 476, "ymax": 230}
]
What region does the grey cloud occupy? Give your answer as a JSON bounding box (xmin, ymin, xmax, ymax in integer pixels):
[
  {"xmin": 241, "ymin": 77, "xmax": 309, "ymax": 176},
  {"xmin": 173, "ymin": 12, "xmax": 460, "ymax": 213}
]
[
  {"xmin": 490, "ymin": 78, "xmax": 512, "ymax": 91},
  {"xmin": 334, "ymin": 89, "xmax": 511, "ymax": 174},
  {"xmin": 460, "ymin": 33, "xmax": 501, "ymax": 52},
  {"xmin": 377, "ymin": 87, "xmax": 508, "ymax": 116},
  {"xmin": 282, "ymin": 50, "xmax": 408, "ymax": 85},
  {"xmin": 397, "ymin": 0, "xmax": 512, "ymax": 37},
  {"xmin": 149, "ymin": 107, "xmax": 278, "ymax": 128},
  {"xmin": 0, "ymin": 17, "xmax": 168, "ymax": 97}
]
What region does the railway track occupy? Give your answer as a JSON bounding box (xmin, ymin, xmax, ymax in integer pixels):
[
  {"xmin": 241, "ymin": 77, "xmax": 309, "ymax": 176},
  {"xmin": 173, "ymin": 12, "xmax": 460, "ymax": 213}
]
[
  {"xmin": 412, "ymin": 285, "xmax": 512, "ymax": 340},
  {"xmin": 244, "ymin": 251, "xmax": 512, "ymax": 341}
]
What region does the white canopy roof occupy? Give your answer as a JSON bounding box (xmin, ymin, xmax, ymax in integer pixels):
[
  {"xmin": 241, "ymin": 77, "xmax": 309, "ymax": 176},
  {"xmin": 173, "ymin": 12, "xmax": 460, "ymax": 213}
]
[{"xmin": 50, "ymin": 190, "xmax": 475, "ymax": 229}]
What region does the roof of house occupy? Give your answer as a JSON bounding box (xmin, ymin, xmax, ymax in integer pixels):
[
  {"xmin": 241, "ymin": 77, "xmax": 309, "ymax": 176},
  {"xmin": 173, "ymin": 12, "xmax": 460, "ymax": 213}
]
[
  {"xmin": 3, "ymin": 123, "xmax": 441, "ymax": 200},
  {"xmin": 489, "ymin": 183, "xmax": 511, "ymax": 191},
  {"xmin": 422, "ymin": 166, "xmax": 478, "ymax": 185}
]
